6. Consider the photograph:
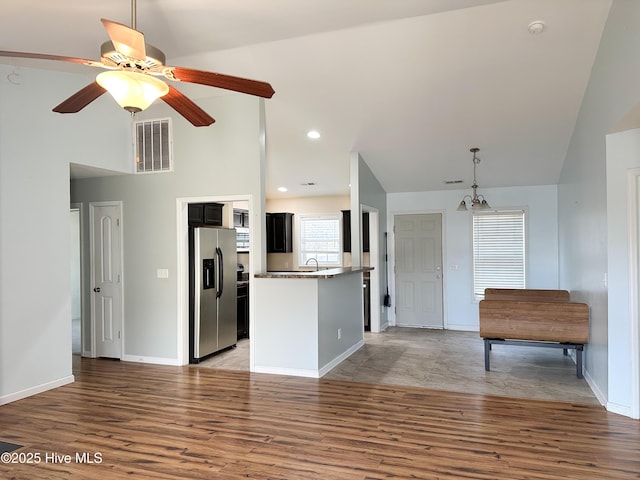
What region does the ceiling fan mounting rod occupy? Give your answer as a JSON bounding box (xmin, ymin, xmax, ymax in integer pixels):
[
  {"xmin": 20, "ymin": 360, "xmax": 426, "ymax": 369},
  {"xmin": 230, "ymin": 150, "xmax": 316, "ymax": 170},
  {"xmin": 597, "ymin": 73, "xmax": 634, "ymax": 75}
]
[{"xmin": 131, "ymin": 0, "xmax": 137, "ymax": 30}]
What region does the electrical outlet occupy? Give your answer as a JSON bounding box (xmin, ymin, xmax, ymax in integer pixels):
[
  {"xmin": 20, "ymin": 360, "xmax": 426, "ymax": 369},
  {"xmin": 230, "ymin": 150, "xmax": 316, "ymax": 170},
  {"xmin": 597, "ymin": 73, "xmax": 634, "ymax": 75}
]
[
  {"xmin": 337, "ymin": 328, "xmax": 342, "ymax": 339},
  {"xmin": 157, "ymin": 268, "xmax": 169, "ymax": 279}
]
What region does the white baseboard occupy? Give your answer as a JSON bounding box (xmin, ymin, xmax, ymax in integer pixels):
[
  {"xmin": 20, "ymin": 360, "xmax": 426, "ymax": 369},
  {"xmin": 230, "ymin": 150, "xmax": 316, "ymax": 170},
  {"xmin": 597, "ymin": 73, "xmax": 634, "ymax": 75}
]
[
  {"xmin": 254, "ymin": 339, "xmax": 365, "ymax": 379},
  {"xmin": 445, "ymin": 323, "xmax": 479, "ymax": 332},
  {"xmin": 0, "ymin": 375, "xmax": 74, "ymax": 405},
  {"xmin": 583, "ymin": 369, "xmax": 607, "ymax": 408},
  {"xmin": 122, "ymin": 354, "xmax": 181, "ymax": 366},
  {"xmin": 318, "ymin": 339, "xmax": 365, "ymax": 377},
  {"xmin": 607, "ymin": 401, "xmax": 634, "ymax": 418},
  {"xmin": 253, "ymin": 365, "xmax": 323, "ymax": 378}
]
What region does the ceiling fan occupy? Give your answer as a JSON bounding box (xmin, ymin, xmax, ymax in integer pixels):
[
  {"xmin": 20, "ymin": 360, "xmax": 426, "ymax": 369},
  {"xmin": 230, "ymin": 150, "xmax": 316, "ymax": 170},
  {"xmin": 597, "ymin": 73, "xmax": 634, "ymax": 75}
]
[{"xmin": 0, "ymin": 1, "xmax": 275, "ymax": 127}]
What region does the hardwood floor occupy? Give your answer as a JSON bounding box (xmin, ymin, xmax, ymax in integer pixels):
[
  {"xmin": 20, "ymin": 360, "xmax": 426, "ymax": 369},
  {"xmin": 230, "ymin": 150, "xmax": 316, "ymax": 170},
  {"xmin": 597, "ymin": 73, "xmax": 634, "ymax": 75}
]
[{"xmin": 1, "ymin": 357, "xmax": 639, "ymax": 479}]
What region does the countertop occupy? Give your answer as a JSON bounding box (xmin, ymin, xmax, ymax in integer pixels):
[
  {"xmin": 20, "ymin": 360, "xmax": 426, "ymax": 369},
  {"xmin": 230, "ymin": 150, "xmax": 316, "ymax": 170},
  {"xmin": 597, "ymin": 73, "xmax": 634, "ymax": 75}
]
[{"xmin": 254, "ymin": 266, "xmax": 373, "ymax": 279}]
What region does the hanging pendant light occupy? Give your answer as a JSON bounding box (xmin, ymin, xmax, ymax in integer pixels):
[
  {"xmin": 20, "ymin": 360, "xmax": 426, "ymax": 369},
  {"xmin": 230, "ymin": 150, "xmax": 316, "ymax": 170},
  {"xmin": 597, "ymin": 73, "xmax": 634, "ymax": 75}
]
[{"xmin": 457, "ymin": 147, "xmax": 491, "ymax": 211}]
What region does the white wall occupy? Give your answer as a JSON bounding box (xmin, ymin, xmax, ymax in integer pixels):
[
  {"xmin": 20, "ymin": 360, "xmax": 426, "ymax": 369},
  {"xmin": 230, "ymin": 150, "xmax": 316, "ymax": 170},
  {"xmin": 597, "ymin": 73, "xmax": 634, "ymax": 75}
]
[
  {"xmin": 71, "ymin": 94, "xmax": 265, "ymax": 363},
  {"xmin": 558, "ymin": 0, "xmax": 640, "ymax": 416},
  {"xmin": 387, "ymin": 184, "xmax": 559, "ymax": 331},
  {"xmin": 0, "ymin": 65, "xmax": 130, "ymax": 403},
  {"xmin": 253, "ymin": 278, "xmax": 319, "ymax": 374},
  {"xmin": 606, "ymin": 128, "xmax": 640, "ymax": 417}
]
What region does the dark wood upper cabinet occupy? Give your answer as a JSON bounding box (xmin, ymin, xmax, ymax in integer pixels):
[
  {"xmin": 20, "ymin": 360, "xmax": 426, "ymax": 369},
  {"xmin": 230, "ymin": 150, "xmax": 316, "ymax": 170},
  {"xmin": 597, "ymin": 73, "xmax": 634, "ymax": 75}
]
[
  {"xmin": 266, "ymin": 212, "xmax": 293, "ymax": 253},
  {"xmin": 342, "ymin": 210, "xmax": 351, "ymax": 253},
  {"xmin": 342, "ymin": 210, "xmax": 369, "ymax": 253},
  {"xmin": 188, "ymin": 203, "xmax": 224, "ymax": 227}
]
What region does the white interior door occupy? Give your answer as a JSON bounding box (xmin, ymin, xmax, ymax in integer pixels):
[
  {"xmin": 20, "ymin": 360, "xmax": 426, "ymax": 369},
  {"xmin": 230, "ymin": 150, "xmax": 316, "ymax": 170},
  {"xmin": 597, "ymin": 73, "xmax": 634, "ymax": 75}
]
[
  {"xmin": 394, "ymin": 213, "xmax": 443, "ymax": 328},
  {"xmin": 91, "ymin": 203, "xmax": 123, "ymax": 359}
]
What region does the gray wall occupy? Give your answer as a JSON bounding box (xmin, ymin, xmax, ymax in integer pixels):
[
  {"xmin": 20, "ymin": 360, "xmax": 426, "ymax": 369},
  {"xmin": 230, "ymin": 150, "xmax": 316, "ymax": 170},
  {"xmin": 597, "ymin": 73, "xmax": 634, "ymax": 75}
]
[
  {"xmin": 558, "ymin": 0, "xmax": 639, "ymax": 414},
  {"xmin": 0, "ymin": 65, "xmax": 130, "ymax": 403},
  {"xmin": 351, "ymin": 152, "xmax": 388, "ymax": 328},
  {"xmin": 71, "ymin": 95, "xmax": 265, "ymax": 362}
]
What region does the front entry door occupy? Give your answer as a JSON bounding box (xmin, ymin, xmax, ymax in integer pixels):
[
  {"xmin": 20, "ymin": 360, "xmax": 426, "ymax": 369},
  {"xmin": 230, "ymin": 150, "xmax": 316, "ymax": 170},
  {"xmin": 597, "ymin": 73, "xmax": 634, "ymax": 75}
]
[
  {"xmin": 91, "ymin": 203, "xmax": 123, "ymax": 359},
  {"xmin": 394, "ymin": 213, "xmax": 443, "ymax": 328}
]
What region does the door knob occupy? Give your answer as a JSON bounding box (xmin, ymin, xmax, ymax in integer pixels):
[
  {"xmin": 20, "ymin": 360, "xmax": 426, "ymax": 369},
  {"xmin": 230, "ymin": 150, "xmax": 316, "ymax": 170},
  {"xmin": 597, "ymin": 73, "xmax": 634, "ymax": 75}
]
[{"xmin": 93, "ymin": 287, "xmax": 101, "ymax": 293}]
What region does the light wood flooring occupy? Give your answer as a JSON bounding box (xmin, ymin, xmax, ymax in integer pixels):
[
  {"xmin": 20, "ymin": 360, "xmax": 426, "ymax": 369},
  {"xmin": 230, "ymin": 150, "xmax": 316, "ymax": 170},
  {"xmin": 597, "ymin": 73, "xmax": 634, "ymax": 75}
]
[{"xmin": 1, "ymin": 356, "xmax": 639, "ymax": 479}]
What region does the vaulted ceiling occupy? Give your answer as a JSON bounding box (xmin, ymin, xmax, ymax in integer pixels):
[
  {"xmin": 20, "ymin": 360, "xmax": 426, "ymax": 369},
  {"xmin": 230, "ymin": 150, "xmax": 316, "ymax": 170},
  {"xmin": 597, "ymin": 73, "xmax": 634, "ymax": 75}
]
[{"xmin": 0, "ymin": 0, "xmax": 612, "ymax": 198}]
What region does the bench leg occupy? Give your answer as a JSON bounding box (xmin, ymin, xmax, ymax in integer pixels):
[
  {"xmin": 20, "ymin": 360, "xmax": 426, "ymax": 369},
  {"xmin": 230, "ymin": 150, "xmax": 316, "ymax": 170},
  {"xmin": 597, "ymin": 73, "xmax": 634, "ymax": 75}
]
[
  {"xmin": 484, "ymin": 339, "xmax": 491, "ymax": 371},
  {"xmin": 576, "ymin": 346, "xmax": 583, "ymax": 379}
]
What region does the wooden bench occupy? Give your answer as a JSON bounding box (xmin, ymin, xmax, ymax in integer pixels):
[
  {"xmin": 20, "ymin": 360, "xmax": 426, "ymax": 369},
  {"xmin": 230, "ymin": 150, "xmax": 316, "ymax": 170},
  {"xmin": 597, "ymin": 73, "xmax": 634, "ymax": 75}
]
[{"xmin": 479, "ymin": 288, "xmax": 589, "ymax": 378}]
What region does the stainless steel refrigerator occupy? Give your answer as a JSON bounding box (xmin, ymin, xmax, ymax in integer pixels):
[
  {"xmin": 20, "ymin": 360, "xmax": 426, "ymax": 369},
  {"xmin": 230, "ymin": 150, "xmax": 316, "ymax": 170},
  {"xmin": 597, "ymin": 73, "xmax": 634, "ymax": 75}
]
[{"xmin": 189, "ymin": 227, "xmax": 237, "ymax": 363}]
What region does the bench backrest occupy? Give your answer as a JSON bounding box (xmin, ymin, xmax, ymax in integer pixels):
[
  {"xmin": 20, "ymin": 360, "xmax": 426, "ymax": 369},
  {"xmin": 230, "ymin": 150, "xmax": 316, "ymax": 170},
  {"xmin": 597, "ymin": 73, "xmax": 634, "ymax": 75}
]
[{"xmin": 484, "ymin": 288, "xmax": 570, "ymax": 302}]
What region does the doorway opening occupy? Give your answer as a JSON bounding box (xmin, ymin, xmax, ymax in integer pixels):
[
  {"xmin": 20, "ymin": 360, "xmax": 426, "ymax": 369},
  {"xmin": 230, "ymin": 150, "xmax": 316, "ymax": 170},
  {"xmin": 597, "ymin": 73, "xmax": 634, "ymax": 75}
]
[
  {"xmin": 360, "ymin": 206, "xmax": 381, "ymax": 332},
  {"xmin": 70, "ymin": 206, "xmax": 82, "ymax": 355},
  {"xmin": 176, "ymin": 195, "xmax": 257, "ymax": 369}
]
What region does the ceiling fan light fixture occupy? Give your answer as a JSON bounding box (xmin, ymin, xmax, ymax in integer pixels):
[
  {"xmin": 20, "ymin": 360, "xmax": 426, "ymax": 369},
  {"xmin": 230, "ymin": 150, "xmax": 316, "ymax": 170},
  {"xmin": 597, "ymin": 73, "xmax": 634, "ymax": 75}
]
[{"xmin": 96, "ymin": 70, "xmax": 169, "ymax": 113}]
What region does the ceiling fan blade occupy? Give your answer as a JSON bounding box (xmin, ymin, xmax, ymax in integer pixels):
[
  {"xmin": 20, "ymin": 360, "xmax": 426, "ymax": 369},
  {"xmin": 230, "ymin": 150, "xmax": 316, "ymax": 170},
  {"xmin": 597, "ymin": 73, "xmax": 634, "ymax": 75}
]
[
  {"xmin": 53, "ymin": 82, "xmax": 107, "ymax": 114},
  {"xmin": 161, "ymin": 85, "xmax": 215, "ymax": 127},
  {"xmin": 101, "ymin": 18, "xmax": 146, "ymax": 61},
  {"xmin": 0, "ymin": 50, "xmax": 101, "ymax": 67},
  {"xmin": 168, "ymin": 67, "xmax": 275, "ymax": 98}
]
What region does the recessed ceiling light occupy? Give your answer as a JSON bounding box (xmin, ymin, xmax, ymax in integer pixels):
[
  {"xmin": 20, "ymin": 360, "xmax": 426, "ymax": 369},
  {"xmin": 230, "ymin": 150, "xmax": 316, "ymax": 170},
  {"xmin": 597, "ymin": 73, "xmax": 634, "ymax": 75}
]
[
  {"xmin": 307, "ymin": 130, "xmax": 321, "ymax": 139},
  {"xmin": 277, "ymin": 186, "xmax": 288, "ymax": 192},
  {"xmin": 528, "ymin": 21, "xmax": 546, "ymax": 35}
]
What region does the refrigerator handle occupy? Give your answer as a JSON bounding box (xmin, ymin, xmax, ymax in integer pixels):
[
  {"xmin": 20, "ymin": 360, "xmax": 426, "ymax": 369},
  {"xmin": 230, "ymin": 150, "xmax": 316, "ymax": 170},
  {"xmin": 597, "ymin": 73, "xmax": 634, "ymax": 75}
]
[{"xmin": 216, "ymin": 247, "xmax": 224, "ymax": 299}]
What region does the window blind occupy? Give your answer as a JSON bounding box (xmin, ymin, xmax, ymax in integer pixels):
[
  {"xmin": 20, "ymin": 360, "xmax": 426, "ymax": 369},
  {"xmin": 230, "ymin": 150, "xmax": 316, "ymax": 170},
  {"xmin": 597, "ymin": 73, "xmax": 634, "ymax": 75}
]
[
  {"xmin": 472, "ymin": 210, "xmax": 525, "ymax": 297},
  {"xmin": 299, "ymin": 215, "xmax": 341, "ymax": 266}
]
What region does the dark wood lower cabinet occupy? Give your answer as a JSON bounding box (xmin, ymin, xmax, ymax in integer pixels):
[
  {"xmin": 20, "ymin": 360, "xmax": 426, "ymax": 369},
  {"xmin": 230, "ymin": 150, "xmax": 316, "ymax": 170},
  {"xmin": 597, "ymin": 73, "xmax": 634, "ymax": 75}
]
[{"xmin": 237, "ymin": 283, "xmax": 249, "ymax": 339}]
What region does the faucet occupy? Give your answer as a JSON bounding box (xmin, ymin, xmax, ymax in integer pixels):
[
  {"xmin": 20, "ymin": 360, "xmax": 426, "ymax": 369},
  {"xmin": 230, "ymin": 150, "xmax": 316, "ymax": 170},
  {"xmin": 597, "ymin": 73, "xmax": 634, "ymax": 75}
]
[{"xmin": 305, "ymin": 258, "xmax": 319, "ymax": 271}]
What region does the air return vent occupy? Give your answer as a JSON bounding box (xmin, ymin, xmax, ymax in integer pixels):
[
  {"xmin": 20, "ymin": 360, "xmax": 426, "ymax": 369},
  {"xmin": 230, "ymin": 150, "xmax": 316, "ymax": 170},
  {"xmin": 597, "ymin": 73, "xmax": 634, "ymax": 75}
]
[{"xmin": 134, "ymin": 118, "xmax": 173, "ymax": 173}]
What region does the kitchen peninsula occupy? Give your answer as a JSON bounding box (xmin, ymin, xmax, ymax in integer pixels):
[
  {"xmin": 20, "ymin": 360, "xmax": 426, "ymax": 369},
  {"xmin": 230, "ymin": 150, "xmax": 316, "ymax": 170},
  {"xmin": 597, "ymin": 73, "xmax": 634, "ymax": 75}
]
[{"xmin": 253, "ymin": 267, "xmax": 373, "ymax": 377}]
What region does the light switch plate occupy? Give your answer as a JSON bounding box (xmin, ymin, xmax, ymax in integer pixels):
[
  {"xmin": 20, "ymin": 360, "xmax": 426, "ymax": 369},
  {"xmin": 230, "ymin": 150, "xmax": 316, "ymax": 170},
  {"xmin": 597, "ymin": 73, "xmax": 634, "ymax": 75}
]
[{"xmin": 157, "ymin": 268, "xmax": 169, "ymax": 279}]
